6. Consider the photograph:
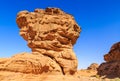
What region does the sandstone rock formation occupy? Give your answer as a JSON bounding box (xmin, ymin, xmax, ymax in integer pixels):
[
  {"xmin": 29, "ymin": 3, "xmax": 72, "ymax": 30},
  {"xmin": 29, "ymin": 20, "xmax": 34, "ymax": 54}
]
[
  {"xmin": 104, "ymin": 42, "xmax": 120, "ymax": 62},
  {"xmin": 0, "ymin": 53, "xmax": 62, "ymax": 74},
  {"xmin": 0, "ymin": 7, "xmax": 81, "ymax": 77},
  {"xmin": 87, "ymin": 63, "xmax": 99, "ymax": 71},
  {"xmin": 16, "ymin": 7, "xmax": 81, "ymax": 75},
  {"xmin": 98, "ymin": 42, "xmax": 120, "ymax": 78}
]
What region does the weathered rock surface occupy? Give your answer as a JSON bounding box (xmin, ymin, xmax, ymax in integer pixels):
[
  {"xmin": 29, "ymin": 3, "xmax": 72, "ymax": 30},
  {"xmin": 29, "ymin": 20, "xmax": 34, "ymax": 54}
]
[
  {"xmin": 0, "ymin": 53, "xmax": 62, "ymax": 74},
  {"xmin": 98, "ymin": 42, "xmax": 120, "ymax": 78},
  {"xmin": 0, "ymin": 8, "xmax": 81, "ymax": 80},
  {"xmin": 16, "ymin": 7, "xmax": 81, "ymax": 75},
  {"xmin": 87, "ymin": 63, "xmax": 99, "ymax": 71},
  {"xmin": 98, "ymin": 61, "xmax": 120, "ymax": 78},
  {"xmin": 104, "ymin": 42, "xmax": 120, "ymax": 62}
]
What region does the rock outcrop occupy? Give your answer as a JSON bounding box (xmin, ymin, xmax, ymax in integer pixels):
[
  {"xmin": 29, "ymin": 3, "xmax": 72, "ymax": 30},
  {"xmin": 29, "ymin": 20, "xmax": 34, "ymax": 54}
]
[
  {"xmin": 0, "ymin": 53, "xmax": 62, "ymax": 74},
  {"xmin": 104, "ymin": 42, "xmax": 120, "ymax": 62},
  {"xmin": 87, "ymin": 63, "xmax": 99, "ymax": 71},
  {"xmin": 98, "ymin": 42, "xmax": 120, "ymax": 78},
  {"xmin": 0, "ymin": 7, "xmax": 81, "ymax": 77}
]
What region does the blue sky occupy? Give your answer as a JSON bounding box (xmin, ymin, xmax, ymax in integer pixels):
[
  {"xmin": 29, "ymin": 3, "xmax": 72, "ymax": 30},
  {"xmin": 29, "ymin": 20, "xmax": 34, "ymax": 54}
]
[{"xmin": 0, "ymin": 0, "xmax": 120, "ymax": 69}]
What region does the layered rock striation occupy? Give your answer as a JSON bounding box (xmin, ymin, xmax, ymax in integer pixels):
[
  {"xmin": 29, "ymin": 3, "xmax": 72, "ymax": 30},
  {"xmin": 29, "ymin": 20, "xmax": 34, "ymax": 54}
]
[
  {"xmin": 0, "ymin": 8, "xmax": 81, "ymax": 76},
  {"xmin": 98, "ymin": 42, "xmax": 120, "ymax": 78}
]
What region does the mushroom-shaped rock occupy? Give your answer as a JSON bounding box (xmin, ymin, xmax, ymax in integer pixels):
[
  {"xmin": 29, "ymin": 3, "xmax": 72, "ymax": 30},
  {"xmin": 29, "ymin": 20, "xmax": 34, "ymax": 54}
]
[{"xmin": 16, "ymin": 8, "xmax": 81, "ymax": 75}]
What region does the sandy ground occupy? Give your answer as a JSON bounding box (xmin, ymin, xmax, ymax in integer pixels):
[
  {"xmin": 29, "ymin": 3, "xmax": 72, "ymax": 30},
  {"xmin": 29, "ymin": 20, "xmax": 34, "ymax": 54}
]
[{"xmin": 0, "ymin": 70, "xmax": 119, "ymax": 81}]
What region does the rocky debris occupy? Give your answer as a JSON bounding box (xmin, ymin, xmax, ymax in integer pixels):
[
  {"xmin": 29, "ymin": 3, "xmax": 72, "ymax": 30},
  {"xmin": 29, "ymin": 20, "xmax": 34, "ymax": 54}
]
[
  {"xmin": 98, "ymin": 42, "xmax": 120, "ymax": 78},
  {"xmin": 0, "ymin": 7, "xmax": 81, "ymax": 77},
  {"xmin": 87, "ymin": 63, "xmax": 99, "ymax": 71}
]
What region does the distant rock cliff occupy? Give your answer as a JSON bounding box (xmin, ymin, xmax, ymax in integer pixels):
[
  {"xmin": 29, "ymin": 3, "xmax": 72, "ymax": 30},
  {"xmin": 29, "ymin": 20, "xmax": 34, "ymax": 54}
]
[
  {"xmin": 98, "ymin": 42, "xmax": 120, "ymax": 78},
  {"xmin": 87, "ymin": 63, "xmax": 99, "ymax": 71}
]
